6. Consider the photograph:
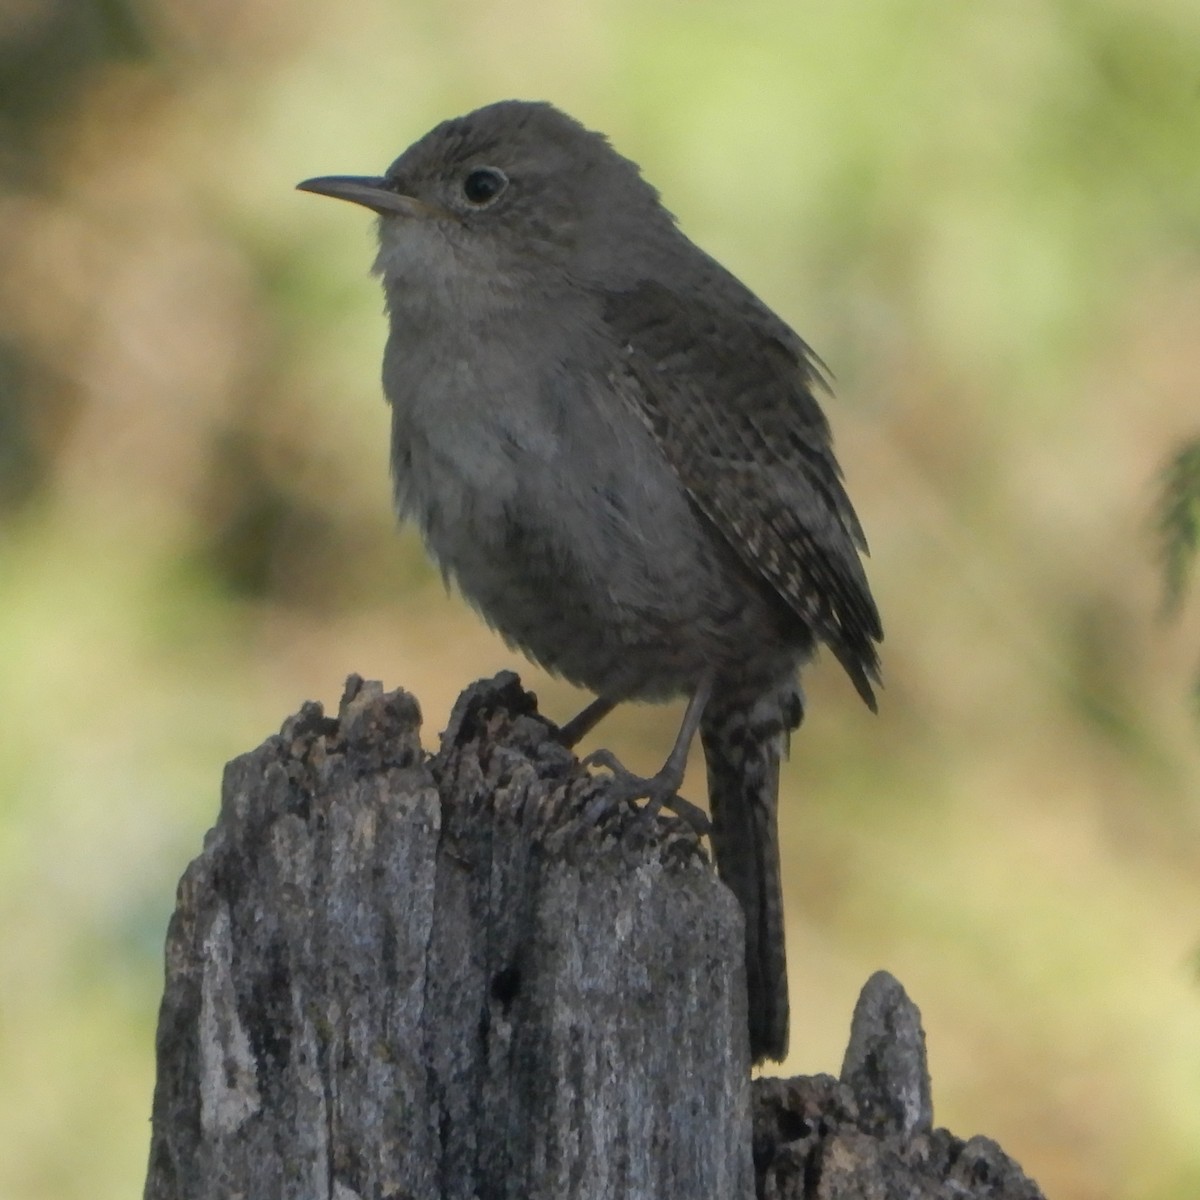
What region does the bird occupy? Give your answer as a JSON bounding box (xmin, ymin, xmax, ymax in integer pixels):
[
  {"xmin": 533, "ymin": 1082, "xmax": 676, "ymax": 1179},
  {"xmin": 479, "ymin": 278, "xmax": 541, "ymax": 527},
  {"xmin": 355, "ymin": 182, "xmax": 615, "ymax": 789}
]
[{"xmin": 297, "ymin": 100, "xmax": 881, "ymax": 1063}]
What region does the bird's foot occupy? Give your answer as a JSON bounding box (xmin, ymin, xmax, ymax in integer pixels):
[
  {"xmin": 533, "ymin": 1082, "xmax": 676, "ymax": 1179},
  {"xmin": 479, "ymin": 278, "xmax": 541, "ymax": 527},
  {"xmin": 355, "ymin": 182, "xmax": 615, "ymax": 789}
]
[{"xmin": 581, "ymin": 748, "xmax": 711, "ymax": 836}]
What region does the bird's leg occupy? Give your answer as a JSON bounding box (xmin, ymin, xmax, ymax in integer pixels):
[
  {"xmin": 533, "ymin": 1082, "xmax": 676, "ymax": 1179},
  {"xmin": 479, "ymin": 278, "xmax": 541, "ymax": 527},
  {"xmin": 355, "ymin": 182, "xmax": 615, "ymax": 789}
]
[
  {"xmin": 582, "ymin": 671, "xmax": 715, "ymax": 834},
  {"xmin": 557, "ymin": 695, "xmax": 618, "ymax": 748}
]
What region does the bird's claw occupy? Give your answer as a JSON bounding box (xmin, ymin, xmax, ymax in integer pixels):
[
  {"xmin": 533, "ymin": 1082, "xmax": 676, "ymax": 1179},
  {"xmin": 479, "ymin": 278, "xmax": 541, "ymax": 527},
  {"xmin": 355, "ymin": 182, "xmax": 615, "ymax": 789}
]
[{"xmin": 581, "ymin": 748, "xmax": 711, "ymax": 836}]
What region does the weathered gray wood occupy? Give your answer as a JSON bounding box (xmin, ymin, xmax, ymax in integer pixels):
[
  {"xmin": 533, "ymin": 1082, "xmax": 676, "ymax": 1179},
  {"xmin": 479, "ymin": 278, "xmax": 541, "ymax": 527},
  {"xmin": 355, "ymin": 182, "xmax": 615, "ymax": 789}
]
[
  {"xmin": 751, "ymin": 972, "xmax": 1046, "ymax": 1199},
  {"xmin": 144, "ymin": 673, "xmax": 1049, "ymax": 1200},
  {"xmin": 144, "ymin": 672, "xmax": 754, "ymax": 1200}
]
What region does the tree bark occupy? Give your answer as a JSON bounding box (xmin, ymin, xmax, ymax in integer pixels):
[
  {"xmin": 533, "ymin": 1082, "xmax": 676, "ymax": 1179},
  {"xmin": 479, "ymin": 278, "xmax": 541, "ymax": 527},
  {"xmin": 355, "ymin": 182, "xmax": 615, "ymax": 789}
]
[{"xmin": 144, "ymin": 672, "xmax": 1047, "ymax": 1200}]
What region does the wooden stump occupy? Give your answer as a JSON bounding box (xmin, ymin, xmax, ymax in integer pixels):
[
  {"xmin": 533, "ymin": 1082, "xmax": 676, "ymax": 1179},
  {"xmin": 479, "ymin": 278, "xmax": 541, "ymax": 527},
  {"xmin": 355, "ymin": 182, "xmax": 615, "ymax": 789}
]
[
  {"xmin": 145, "ymin": 673, "xmax": 753, "ymax": 1200},
  {"xmin": 144, "ymin": 672, "xmax": 1047, "ymax": 1200}
]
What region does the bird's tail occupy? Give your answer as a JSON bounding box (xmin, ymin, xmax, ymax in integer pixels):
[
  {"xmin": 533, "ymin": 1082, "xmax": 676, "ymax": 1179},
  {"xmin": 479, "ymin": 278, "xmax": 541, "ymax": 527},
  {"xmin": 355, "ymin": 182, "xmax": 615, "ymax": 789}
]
[{"xmin": 700, "ymin": 682, "xmax": 801, "ymax": 1064}]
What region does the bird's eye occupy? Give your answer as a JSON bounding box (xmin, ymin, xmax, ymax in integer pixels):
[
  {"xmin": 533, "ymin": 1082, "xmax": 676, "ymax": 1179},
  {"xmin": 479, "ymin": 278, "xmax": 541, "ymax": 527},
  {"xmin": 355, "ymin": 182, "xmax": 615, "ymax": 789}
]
[{"xmin": 462, "ymin": 167, "xmax": 508, "ymax": 206}]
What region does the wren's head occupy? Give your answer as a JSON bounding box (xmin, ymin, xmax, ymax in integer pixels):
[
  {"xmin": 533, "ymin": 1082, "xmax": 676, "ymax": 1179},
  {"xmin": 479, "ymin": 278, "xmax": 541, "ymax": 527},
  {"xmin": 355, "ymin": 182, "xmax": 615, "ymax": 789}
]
[{"xmin": 298, "ymin": 101, "xmax": 679, "ymax": 307}]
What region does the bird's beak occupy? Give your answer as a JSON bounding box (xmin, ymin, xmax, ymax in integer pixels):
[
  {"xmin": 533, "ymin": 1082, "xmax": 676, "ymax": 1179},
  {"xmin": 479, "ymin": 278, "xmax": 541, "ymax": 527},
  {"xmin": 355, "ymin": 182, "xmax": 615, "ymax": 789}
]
[{"xmin": 296, "ymin": 175, "xmax": 446, "ymax": 219}]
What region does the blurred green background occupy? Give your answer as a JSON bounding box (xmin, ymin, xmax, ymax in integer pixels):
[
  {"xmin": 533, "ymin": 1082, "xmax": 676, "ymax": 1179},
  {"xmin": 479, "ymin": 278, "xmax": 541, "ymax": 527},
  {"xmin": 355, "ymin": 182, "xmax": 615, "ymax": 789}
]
[{"xmin": 2, "ymin": 1, "xmax": 1199, "ymax": 1197}]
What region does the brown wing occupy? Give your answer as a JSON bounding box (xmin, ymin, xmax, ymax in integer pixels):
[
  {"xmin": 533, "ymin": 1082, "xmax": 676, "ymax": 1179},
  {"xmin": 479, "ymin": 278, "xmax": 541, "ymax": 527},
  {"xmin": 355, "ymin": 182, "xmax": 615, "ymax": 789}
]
[{"xmin": 601, "ymin": 277, "xmax": 882, "ymax": 707}]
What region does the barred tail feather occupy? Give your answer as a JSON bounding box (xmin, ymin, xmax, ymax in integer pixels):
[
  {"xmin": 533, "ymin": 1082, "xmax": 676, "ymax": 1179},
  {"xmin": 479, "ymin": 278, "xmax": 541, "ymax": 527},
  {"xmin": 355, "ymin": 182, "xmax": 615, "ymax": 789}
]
[{"xmin": 701, "ymin": 684, "xmax": 800, "ymax": 1063}]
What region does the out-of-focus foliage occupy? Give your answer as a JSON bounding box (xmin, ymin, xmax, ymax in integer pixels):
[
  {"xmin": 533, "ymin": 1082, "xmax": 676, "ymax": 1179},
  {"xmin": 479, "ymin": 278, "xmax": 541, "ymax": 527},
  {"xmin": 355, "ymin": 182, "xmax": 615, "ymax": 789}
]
[
  {"xmin": 1159, "ymin": 438, "xmax": 1200, "ymax": 614},
  {"xmin": 2, "ymin": 2, "xmax": 1199, "ymax": 1199},
  {"xmin": 1157, "ymin": 435, "xmax": 1200, "ymax": 717}
]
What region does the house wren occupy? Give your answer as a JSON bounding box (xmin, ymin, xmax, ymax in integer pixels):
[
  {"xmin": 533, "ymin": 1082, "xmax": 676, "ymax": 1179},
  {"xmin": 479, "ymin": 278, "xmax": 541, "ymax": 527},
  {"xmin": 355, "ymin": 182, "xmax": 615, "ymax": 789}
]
[{"xmin": 298, "ymin": 101, "xmax": 881, "ymax": 1062}]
